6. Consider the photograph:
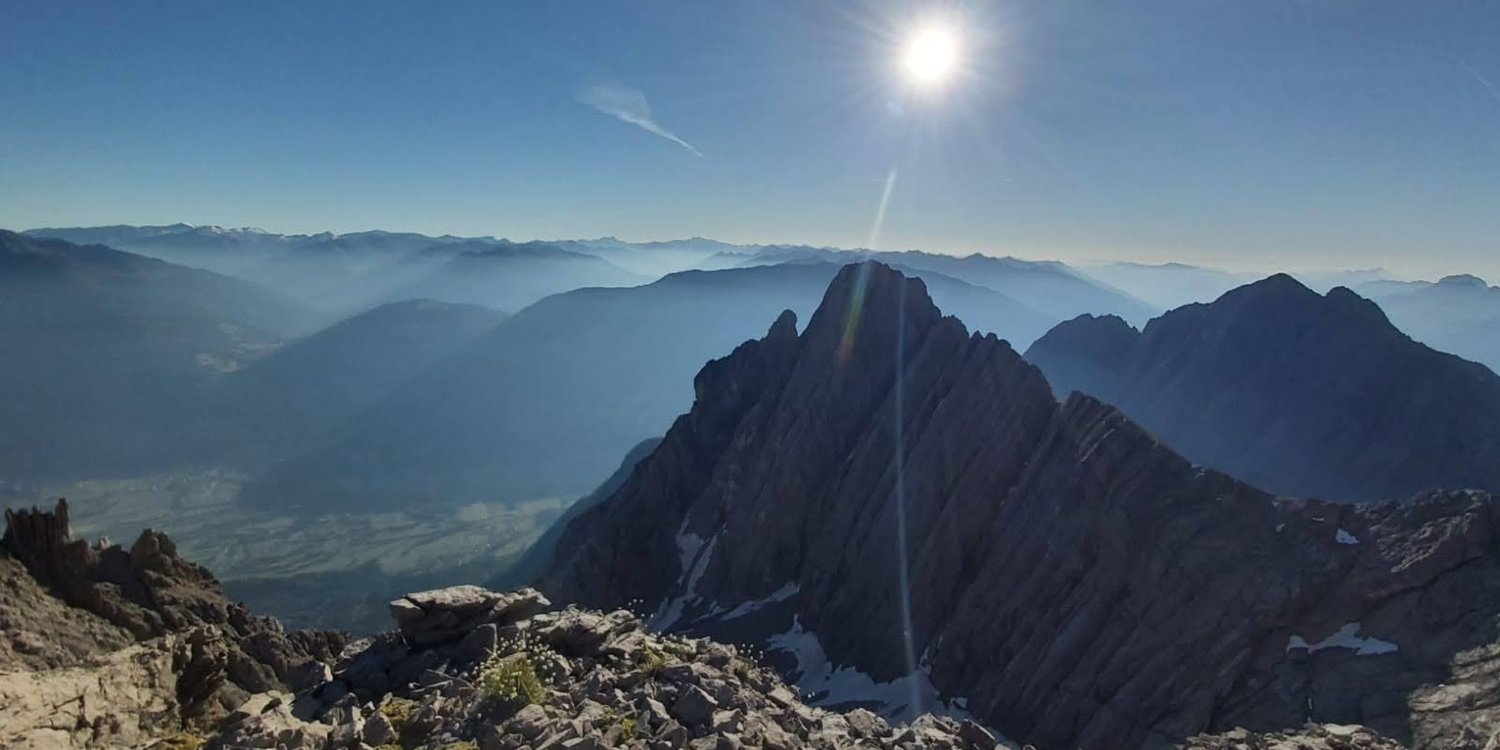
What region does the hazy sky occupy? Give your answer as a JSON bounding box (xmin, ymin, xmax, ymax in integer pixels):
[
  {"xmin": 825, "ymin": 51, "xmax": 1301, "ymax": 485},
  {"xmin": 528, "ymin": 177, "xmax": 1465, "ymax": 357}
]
[{"xmin": 2, "ymin": 1, "xmax": 1497, "ymax": 278}]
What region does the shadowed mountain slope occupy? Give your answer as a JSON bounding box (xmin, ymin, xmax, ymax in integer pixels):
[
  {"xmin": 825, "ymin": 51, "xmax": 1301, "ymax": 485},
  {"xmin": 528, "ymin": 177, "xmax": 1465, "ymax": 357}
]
[
  {"xmin": 241, "ymin": 262, "xmax": 1051, "ymax": 510},
  {"xmin": 1024, "ymin": 275, "xmax": 1500, "ymax": 501},
  {"xmin": 212, "ymin": 299, "xmax": 508, "ymax": 459},
  {"xmin": 546, "ymin": 262, "xmax": 1500, "ymax": 750},
  {"xmin": 0, "ymin": 230, "xmax": 316, "ymax": 480},
  {"xmin": 1358, "ymin": 274, "xmax": 1500, "ymax": 375}
]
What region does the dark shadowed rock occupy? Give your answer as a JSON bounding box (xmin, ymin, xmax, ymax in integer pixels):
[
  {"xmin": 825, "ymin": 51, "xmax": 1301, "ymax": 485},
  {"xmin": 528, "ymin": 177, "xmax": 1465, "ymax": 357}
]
[
  {"xmin": 1021, "ymin": 312, "xmax": 1138, "ymax": 401},
  {"xmin": 546, "ymin": 262, "xmax": 1500, "ymax": 750},
  {"xmin": 1024, "ymin": 274, "xmax": 1500, "ymax": 501},
  {"xmin": 674, "ymin": 684, "xmax": 721, "ymax": 727}
]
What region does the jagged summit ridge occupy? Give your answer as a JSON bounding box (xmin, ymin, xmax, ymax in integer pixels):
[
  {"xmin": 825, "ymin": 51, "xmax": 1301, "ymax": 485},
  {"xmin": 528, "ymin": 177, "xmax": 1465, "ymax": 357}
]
[
  {"xmin": 546, "ymin": 262, "xmax": 1500, "ymax": 749},
  {"xmin": 1025, "ymin": 272, "xmax": 1500, "ymax": 501}
]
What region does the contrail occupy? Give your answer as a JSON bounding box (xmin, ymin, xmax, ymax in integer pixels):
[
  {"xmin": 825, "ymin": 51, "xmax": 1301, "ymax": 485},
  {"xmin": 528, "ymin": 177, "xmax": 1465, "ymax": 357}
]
[
  {"xmin": 1457, "ymin": 59, "xmax": 1500, "ymax": 107},
  {"xmin": 578, "ymin": 83, "xmax": 703, "ymax": 156}
]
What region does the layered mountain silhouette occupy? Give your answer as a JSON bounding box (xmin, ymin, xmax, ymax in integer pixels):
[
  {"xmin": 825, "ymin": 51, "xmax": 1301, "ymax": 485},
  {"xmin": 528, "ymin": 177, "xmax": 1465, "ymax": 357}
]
[
  {"xmin": 387, "ymin": 240, "xmax": 647, "ymax": 312},
  {"xmin": 544, "ymin": 262, "xmax": 1500, "ymax": 750},
  {"xmin": 1024, "ymin": 274, "xmax": 1500, "ymax": 501},
  {"xmin": 241, "ymin": 262, "xmax": 1051, "ymax": 509},
  {"xmin": 1357, "ymin": 274, "xmax": 1500, "ymax": 375},
  {"xmin": 213, "ymin": 299, "xmax": 508, "ymax": 459},
  {"xmin": 24, "ymin": 225, "xmax": 647, "ymax": 317},
  {"xmin": 727, "ymin": 245, "xmax": 1159, "ymax": 325},
  {"xmin": 0, "ymin": 230, "xmax": 315, "ymax": 480},
  {"xmin": 1077, "ymin": 261, "xmax": 1253, "ymax": 310}
]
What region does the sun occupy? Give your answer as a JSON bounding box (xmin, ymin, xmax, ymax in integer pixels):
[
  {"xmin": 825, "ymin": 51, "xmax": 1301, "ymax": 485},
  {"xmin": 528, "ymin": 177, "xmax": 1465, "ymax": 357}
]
[{"xmin": 902, "ymin": 23, "xmax": 960, "ymax": 87}]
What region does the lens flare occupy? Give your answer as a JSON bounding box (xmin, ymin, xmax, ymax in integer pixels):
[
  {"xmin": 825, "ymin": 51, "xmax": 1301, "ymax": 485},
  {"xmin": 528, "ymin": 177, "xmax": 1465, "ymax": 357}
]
[{"xmin": 838, "ymin": 264, "xmax": 873, "ymax": 367}]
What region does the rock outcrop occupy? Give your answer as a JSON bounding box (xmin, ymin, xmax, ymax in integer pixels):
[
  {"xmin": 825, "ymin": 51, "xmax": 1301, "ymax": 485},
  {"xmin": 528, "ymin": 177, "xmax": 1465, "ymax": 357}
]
[
  {"xmin": 390, "ymin": 585, "xmax": 551, "ymax": 647},
  {"xmin": 0, "ymin": 499, "xmax": 346, "ymax": 747},
  {"xmin": 1023, "ymin": 275, "xmax": 1500, "ymax": 502},
  {"xmin": 544, "ymin": 262, "xmax": 1500, "ymax": 750},
  {"xmin": 212, "ymin": 582, "xmax": 1017, "ymax": 750}
]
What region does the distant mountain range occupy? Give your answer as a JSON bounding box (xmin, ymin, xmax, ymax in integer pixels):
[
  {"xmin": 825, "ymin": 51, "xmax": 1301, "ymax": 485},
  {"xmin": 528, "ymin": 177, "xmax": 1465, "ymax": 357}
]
[
  {"xmin": 239, "ymin": 261, "xmax": 1059, "ymax": 510},
  {"xmin": 1355, "ymin": 274, "xmax": 1500, "ymax": 374},
  {"xmin": 543, "ymin": 262, "xmax": 1500, "ymax": 749},
  {"xmin": 22, "ymin": 224, "xmax": 1163, "ymax": 331},
  {"xmin": 23, "ymin": 225, "xmax": 647, "ymax": 316},
  {"xmin": 722, "ymin": 245, "xmax": 1160, "ymax": 326},
  {"xmin": 1076, "ymin": 261, "xmax": 1254, "ymax": 310},
  {"xmin": 7, "ymin": 225, "xmax": 1495, "ymax": 502},
  {"xmin": 0, "ymin": 228, "xmax": 1178, "ymax": 498},
  {"xmin": 1024, "ymin": 274, "xmax": 1500, "ymax": 501},
  {"xmin": 1076, "ymin": 262, "xmax": 1499, "ymax": 374},
  {"xmin": 0, "ymin": 230, "xmax": 315, "ymax": 480},
  {"xmin": 212, "ymin": 299, "xmax": 508, "ymax": 460}
]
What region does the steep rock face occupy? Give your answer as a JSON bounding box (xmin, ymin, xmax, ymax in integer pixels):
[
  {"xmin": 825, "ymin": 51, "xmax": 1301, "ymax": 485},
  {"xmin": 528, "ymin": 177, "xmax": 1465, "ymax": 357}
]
[
  {"xmin": 546, "ymin": 263, "xmax": 1500, "ymax": 749},
  {"xmin": 1024, "ymin": 275, "xmax": 1500, "ymax": 501}
]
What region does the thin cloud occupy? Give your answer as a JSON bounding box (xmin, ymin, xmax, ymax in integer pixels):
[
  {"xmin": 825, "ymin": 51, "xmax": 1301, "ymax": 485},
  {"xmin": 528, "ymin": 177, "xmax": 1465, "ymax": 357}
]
[
  {"xmin": 578, "ymin": 83, "xmax": 702, "ymax": 156},
  {"xmin": 1457, "ymin": 59, "xmax": 1500, "ymax": 107}
]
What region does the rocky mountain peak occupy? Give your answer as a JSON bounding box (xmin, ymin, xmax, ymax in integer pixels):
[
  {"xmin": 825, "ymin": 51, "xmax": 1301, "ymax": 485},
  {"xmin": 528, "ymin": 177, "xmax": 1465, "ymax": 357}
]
[
  {"xmin": 546, "ymin": 262, "xmax": 1500, "ymax": 749},
  {"xmin": 1022, "ymin": 313, "xmax": 1139, "ymax": 400},
  {"xmin": 1437, "ymin": 273, "xmax": 1490, "ymax": 288},
  {"xmin": 1027, "ymin": 271, "xmax": 1500, "ymax": 502},
  {"xmin": 1221, "ymin": 271, "xmax": 1314, "ymax": 300}
]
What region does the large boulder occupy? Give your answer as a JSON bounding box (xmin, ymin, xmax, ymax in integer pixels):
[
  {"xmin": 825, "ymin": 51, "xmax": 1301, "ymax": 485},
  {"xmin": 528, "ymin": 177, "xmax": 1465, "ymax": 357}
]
[{"xmin": 388, "ymin": 585, "xmax": 550, "ymax": 647}]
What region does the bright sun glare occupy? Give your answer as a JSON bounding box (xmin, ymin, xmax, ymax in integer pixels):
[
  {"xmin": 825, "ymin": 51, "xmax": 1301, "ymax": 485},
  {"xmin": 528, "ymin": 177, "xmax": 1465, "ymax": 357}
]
[{"xmin": 902, "ymin": 24, "xmax": 960, "ymax": 87}]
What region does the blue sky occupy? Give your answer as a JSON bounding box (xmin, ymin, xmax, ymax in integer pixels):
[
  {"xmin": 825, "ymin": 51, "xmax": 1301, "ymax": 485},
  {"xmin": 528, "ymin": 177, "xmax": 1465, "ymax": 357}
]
[{"xmin": 2, "ymin": 1, "xmax": 1497, "ymax": 278}]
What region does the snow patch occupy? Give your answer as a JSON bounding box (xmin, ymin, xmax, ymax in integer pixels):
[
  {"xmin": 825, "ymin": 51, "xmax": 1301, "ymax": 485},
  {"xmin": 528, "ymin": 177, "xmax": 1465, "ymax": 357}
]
[
  {"xmin": 1287, "ymin": 622, "xmax": 1397, "ymax": 656},
  {"xmin": 766, "ymin": 617, "xmax": 974, "ymax": 725},
  {"xmin": 717, "ymin": 583, "xmax": 801, "ymax": 621},
  {"xmin": 1335, "ymin": 528, "xmax": 1359, "ymax": 545},
  {"xmin": 650, "ymin": 522, "xmax": 715, "ymax": 630}
]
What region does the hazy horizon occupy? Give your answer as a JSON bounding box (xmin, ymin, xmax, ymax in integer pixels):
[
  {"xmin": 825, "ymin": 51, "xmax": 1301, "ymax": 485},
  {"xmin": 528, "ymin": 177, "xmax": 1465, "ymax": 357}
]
[
  {"xmin": 12, "ymin": 219, "xmax": 1489, "ymax": 283},
  {"xmin": 4, "ymin": 1, "xmax": 1498, "ymax": 280}
]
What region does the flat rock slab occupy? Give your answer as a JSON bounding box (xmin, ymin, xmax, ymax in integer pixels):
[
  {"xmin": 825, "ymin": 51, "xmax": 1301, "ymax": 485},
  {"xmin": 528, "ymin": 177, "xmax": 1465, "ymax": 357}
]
[
  {"xmin": 388, "ymin": 586, "xmax": 551, "ymax": 647},
  {"xmin": 400, "ymin": 585, "xmax": 503, "ymax": 617}
]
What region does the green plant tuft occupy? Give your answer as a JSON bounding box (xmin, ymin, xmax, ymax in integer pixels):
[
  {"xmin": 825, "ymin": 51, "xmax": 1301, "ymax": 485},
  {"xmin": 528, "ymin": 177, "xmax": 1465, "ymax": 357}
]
[
  {"xmin": 478, "ymin": 652, "xmax": 546, "ymax": 708},
  {"xmin": 637, "ymin": 644, "xmax": 669, "ymax": 675}
]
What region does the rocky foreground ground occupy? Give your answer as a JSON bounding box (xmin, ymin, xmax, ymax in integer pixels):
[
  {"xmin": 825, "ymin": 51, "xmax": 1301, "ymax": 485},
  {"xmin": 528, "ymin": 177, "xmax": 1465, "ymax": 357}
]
[{"xmin": 0, "ymin": 500, "xmax": 1482, "ymax": 749}]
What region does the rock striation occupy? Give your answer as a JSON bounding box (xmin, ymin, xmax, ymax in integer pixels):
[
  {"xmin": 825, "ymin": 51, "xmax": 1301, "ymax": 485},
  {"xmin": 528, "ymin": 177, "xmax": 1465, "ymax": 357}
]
[
  {"xmin": 1023, "ymin": 275, "xmax": 1500, "ymax": 502},
  {"xmin": 545, "ymin": 262, "xmax": 1500, "ymax": 750}
]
